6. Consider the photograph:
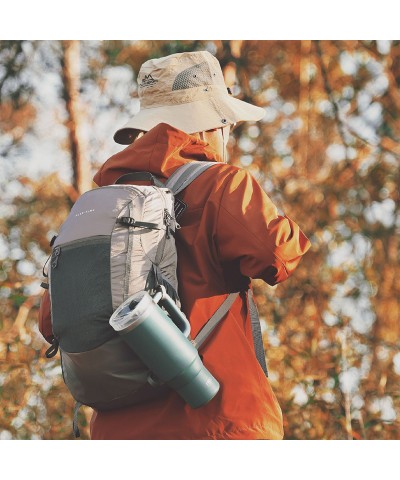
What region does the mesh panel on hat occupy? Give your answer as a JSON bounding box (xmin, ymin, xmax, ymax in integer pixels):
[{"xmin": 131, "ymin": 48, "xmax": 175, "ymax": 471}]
[{"xmin": 172, "ymin": 61, "xmax": 215, "ymax": 91}]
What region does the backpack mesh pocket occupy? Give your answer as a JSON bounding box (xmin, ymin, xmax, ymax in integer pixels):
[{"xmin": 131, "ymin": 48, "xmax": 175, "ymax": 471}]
[{"xmin": 50, "ymin": 236, "xmax": 115, "ymax": 353}]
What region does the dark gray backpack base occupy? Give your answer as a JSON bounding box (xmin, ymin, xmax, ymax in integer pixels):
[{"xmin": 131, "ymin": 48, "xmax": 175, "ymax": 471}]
[{"xmin": 61, "ymin": 337, "xmax": 169, "ymax": 411}]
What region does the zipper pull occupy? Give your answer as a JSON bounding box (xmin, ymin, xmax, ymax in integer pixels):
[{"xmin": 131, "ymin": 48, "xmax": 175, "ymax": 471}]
[
  {"xmin": 164, "ymin": 210, "xmax": 171, "ymax": 239},
  {"xmin": 164, "ymin": 209, "xmax": 180, "ymax": 236},
  {"xmin": 51, "ymin": 246, "xmax": 61, "ymax": 269}
]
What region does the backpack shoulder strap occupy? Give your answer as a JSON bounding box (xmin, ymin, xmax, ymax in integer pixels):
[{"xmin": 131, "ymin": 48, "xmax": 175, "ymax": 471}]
[
  {"xmin": 193, "ymin": 290, "xmax": 268, "ymax": 377},
  {"xmin": 72, "ymin": 401, "xmax": 83, "ymax": 438},
  {"xmin": 165, "ymin": 161, "xmax": 217, "ymax": 195},
  {"xmin": 247, "ymin": 289, "xmax": 268, "ymax": 377},
  {"xmin": 167, "ymin": 163, "xmax": 269, "ymax": 374},
  {"xmin": 193, "ymin": 292, "xmax": 240, "ymax": 350}
]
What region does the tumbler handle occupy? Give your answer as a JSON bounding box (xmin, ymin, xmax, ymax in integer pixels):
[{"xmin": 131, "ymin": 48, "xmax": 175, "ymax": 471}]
[{"xmin": 153, "ymin": 286, "xmax": 191, "ymax": 338}]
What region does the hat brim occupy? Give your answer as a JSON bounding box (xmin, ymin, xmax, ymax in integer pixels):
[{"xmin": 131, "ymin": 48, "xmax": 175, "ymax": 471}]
[{"xmin": 113, "ymin": 95, "xmax": 265, "ymax": 145}]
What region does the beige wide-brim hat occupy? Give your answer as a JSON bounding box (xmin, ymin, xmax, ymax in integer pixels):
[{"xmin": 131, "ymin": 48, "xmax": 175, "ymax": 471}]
[{"xmin": 114, "ymin": 51, "xmax": 266, "ymax": 144}]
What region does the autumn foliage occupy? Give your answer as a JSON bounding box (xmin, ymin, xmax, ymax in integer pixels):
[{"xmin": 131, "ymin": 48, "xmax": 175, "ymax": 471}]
[{"xmin": 0, "ymin": 40, "xmax": 399, "ymax": 439}]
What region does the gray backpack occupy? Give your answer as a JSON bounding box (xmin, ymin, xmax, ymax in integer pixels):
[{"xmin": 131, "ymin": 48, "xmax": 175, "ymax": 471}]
[
  {"xmin": 44, "ymin": 161, "xmax": 268, "ymax": 436},
  {"xmin": 46, "ymin": 162, "xmax": 229, "ymax": 409}
]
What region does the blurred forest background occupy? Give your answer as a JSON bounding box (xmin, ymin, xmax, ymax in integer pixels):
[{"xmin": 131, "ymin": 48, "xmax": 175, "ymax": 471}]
[{"xmin": 0, "ymin": 40, "xmax": 399, "ymax": 440}]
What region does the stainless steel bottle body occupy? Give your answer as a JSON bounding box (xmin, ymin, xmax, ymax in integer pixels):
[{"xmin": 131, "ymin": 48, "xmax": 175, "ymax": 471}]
[{"xmin": 110, "ymin": 290, "xmax": 219, "ymax": 408}]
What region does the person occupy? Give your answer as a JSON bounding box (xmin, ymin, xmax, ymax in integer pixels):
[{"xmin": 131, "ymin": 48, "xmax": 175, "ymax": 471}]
[{"xmin": 40, "ymin": 50, "xmax": 311, "ymax": 439}]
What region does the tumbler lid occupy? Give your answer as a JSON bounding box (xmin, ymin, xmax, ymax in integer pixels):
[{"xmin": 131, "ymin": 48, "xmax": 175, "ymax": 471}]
[{"xmin": 110, "ymin": 291, "xmax": 153, "ymax": 332}]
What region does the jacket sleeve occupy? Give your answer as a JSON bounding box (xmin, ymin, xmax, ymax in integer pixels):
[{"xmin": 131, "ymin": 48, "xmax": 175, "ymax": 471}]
[
  {"xmin": 216, "ymin": 168, "xmax": 311, "ymax": 286},
  {"xmin": 38, "ymin": 289, "xmax": 54, "ymax": 344}
]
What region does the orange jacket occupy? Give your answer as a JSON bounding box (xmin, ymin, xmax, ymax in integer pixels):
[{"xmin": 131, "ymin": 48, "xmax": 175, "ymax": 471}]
[{"xmin": 39, "ymin": 123, "xmax": 311, "ymax": 439}]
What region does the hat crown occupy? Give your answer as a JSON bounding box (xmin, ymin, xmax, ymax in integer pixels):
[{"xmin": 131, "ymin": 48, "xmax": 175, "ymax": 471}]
[{"xmin": 137, "ymin": 51, "xmax": 226, "ymax": 99}]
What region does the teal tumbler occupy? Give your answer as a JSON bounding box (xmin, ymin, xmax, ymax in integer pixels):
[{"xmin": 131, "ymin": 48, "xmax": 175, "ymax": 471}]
[{"xmin": 109, "ymin": 290, "xmax": 220, "ymax": 408}]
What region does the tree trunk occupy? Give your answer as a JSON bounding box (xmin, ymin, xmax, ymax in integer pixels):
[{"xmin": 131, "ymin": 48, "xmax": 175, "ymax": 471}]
[
  {"xmin": 61, "ymin": 40, "xmax": 92, "ymax": 195},
  {"xmin": 299, "ymin": 39, "xmax": 311, "ymax": 166}
]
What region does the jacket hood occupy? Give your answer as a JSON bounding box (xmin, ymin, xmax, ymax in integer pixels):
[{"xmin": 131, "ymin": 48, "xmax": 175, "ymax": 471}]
[{"xmin": 94, "ymin": 123, "xmax": 222, "ymax": 187}]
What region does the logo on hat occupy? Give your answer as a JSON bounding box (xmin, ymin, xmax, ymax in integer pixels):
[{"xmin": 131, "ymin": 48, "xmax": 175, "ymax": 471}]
[{"xmin": 139, "ymin": 74, "xmax": 158, "ymax": 89}]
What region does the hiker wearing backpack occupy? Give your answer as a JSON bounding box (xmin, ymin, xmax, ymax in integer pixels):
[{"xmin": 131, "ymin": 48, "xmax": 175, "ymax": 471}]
[{"xmin": 39, "ymin": 50, "xmax": 311, "ymax": 439}]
